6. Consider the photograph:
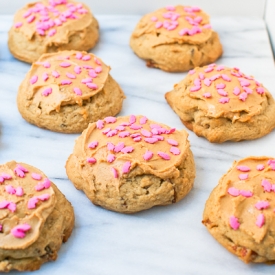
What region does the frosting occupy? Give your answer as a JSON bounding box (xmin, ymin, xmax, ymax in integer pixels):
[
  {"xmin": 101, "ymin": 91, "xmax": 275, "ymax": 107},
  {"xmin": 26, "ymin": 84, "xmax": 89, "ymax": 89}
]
[
  {"xmin": 22, "ymin": 51, "xmax": 109, "ymax": 114},
  {"xmin": 220, "ymin": 157, "xmax": 275, "ymax": 243},
  {"xmin": 13, "ymin": 0, "xmax": 91, "ymax": 41},
  {"xmin": 132, "ymin": 5, "xmax": 212, "ymax": 46},
  {"xmin": 72, "ymin": 115, "xmax": 190, "ymax": 189},
  {"xmin": 186, "ymin": 65, "xmax": 268, "ymax": 122},
  {"xmin": 0, "ymin": 161, "xmax": 55, "ymax": 250}
]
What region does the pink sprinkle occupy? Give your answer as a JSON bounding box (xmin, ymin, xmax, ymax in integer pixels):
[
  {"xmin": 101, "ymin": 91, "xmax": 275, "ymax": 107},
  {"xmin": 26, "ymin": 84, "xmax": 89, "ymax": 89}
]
[
  {"xmin": 237, "ymin": 165, "xmax": 250, "ymax": 172},
  {"xmin": 60, "ymin": 62, "xmax": 71, "ymax": 68},
  {"xmin": 243, "ymin": 87, "xmax": 253, "ymax": 94},
  {"xmin": 118, "ymin": 131, "xmax": 130, "ymax": 138},
  {"xmin": 139, "ymin": 116, "xmax": 148, "ymax": 124},
  {"xmin": 133, "ymin": 136, "xmax": 142, "ymax": 142},
  {"xmin": 1, "ymin": 174, "xmax": 11, "ymax": 181},
  {"xmin": 102, "ymin": 127, "xmax": 111, "ymax": 134},
  {"xmin": 140, "ymin": 129, "xmax": 152, "ymax": 137},
  {"xmin": 170, "ymin": 147, "xmax": 180, "ymax": 155},
  {"xmin": 189, "ymin": 69, "xmax": 196, "ymax": 75},
  {"xmin": 95, "ymin": 67, "xmax": 102, "ymax": 73},
  {"xmin": 199, "ymin": 73, "xmax": 205, "ymax": 80},
  {"xmin": 27, "ymin": 15, "xmax": 36, "ymax": 23},
  {"xmin": 216, "ymin": 83, "xmax": 226, "ymax": 89},
  {"xmin": 203, "ymin": 92, "xmax": 212, "ymax": 98},
  {"xmin": 30, "ymin": 75, "xmax": 38, "ymax": 85},
  {"xmin": 153, "ymin": 135, "xmax": 164, "ymax": 141},
  {"xmin": 87, "ymin": 157, "xmax": 96, "ymax": 164},
  {"xmin": 256, "ymin": 87, "xmax": 265, "ymax": 95},
  {"xmin": 167, "ymin": 139, "xmax": 178, "ymax": 146},
  {"xmin": 158, "ymin": 152, "xmax": 170, "ymax": 160},
  {"xmin": 5, "ymin": 185, "xmax": 16, "ymax": 195},
  {"xmin": 203, "ymin": 24, "xmax": 212, "ymax": 29},
  {"xmin": 267, "ymin": 159, "xmax": 275, "ymax": 165},
  {"xmin": 0, "ymin": 201, "xmax": 9, "ymax": 209},
  {"xmin": 105, "ymin": 116, "xmax": 117, "ymax": 123},
  {"xmin": 194, "ymin": 78, "xmax": 201, "ymax": 86},
  {"xmin": 155, "ymin": 21, "xmax": 163, "ymax": 29},
  {"xmin": 229, "ymin": 216, "xmax": 240, "ymax": 230},
  {"xmin": 52, "ymin": 70, "xmax": 60, "ymax": 78},
  {"xmin": 221, "ymin": 74, "xmax": 231, "ymax": 82},
  {"xmin": 28, "ymin": 197, "xmax": 39, "ymax": 209},
  {"xmin": 107, "ymin": 154, "xmax": 116, "ymax": 163},
  {"xmin": 83, "ymin": 65, "xmax": 93, "ymax": 69},
  {"xmin": 73, "ymin": 87, "xmax": 82, "ymax": 96},
  {"xmin": 14, "ymin": 168, "xmax": 25, "ymax": 178},
  {"xmin": 167, "ymin": 24, "xmax": 177, "ymax": 31},
  {"xmin": 219, "ymin": 97, "xmax": 230, "ymax": 104},
  {"xmin": 88, "ymin": 70, "xmax": 98, "ymax": 78},
  {"xmin": 240, "ymin": 190, "xmax": 253, "ymax": 197},
  {"xmin": 129, "ymin": 115, "xmax": 136, "ymax": 124},
  {"xmin": 143, "ymin": 150, "xmax": 153, "ymax": 161},
  {"xmin": 240, "ymin": 79, "xmax": 250, "ymax": 87},
  {"xmin": 74, "ymin": 66, "xmax": 82, "ymax": 74},
  {"xmin": 239, "ymin": 174, "xmax": 248, "ymax": 180},
  {"xmin": 114, "ymin": 142, "xmax": 125, "ymax": 153},
  {"xmin": 42, "ymin": 87, "xmax": 52, "ymax": 96},
  {"xmin": 166, "ymin": 5, "xmax": 176, "ymax": 11},
  {"xmin": 122, "ymin": 161, "xmax": 131, "ymax": 174},
  {"xmin": 233, "ymin": 87, "xmax": 241, "ymax": 96},
  {"xmin": 255, "ymin": 201, "xmax": 269, "ymax": 210},
  {"xmin": 94, "ymin": 58, "xmax": 101, "ymax": 66},
  {"xmin": 43, "ymin": 62, "xmax": 51, "ymax": 68},
  {"xmin": 11, "ymin": 224, "xmax": 31, "ymax": 238},
  {"xmin": 48, "ymin": 29, "xmax": 56, "ymax": 37},
  {"xmin": 144, "ymin": 137, "xmax": 158, "ymax": 144},
  {"xmin": 38, "ymin": 193, "xmax": 50, "ymax": 201},
  {"xmin": 262, "ymin": 179, "xmax": 272, "ymax": 192},
  {"xmin": 82, "ymin": 55, "xmax": 91, "ymax": 61},
  {"xmin": 88, "ymin": 141, "xmax": 98, "ymax": 149},
  {"xmin": 130, "ymin": 124, "xmax": 142, "ymax": 130},
  {"xmin": 190, "ymin": 86, "xmax": 201, "ymax": 92},
  {"xmin": 107, "ymin": 142, "xmax": 115, "ymax": 151},
  {"xmin": 96, "ymin": 120, "xmax": 104, "ymax": 129},
  {"xmin": 217, "ymin": 89, "xmax": 228, "ymax": 97},
  {"xmin": 42, "ymin": 73, "xmax": 49, "ymax": 82},
  {"xmin": 121, "ymin": 146, "xmax": 134, "ymax": 154},
  {"xmin": 210, "ymin": 74, "xmax": 221, "ymax": 81},
  {"xmin": 17, "ymin": 165, "xmax": 28, "ymax": 173},
  {"xmin": 216, "ymin": 65, "xmax": 224, "ymax": 71},
  {"xmin": 76, "ymin": 52, "xmax": 83, "ymax": 59},
  {"xmin": 151, "ymin": 16, "xmax": 158, "ymax": 22},
  {"xmin": 256, "ymin": 214, "xmax": 265, "ymax": 228},
  {"xmin": 204, "ymin": 78, "xmax": 211, "ymax": 87},
  {"xmin": 32, "ymin": 173, "xmax": 42, "ymax": 180},
  {"xmin": 116, "ymin": 125, "xmax": 125, "ymax": 131},
  {"xmin": 257, "ymin": 164, "xmax": 264, "ymax": 171},
  {"xmin": 78, "ymin": 8, "xmax": 88, "ymax": 14},
  {"xmin": 15, "ymin": 187, "xmax": 24, "ymax": 197},
  {"xmin": 227, "ymin": 187, "xmax": 240, "ymax": 197},
  {"xmin": 239, "ymin": 92, "xmax": 248, "ymax": 101},
  {"xmin": 86, "ymin": 83, "xmax": 98, "ymax": 89},
  {"xmin": 7, "ymin": 202, "xmax": 15, "ymax": 212},
  {"xmin": 106, "ymin": 130, "xmax": 118, "ymax": 137},
  {"xmin": 61, "ymin": 80, "xmax": 72, "ymax": 85},
  {"xmin": 14, "ymin": 22, "xmax": 23, "ymax": 28},
  {"xmin": 111, "ymin": 167, "xmax": 118, "ymax": 178},
  {"xmin": 205, "ymin": 67, "xmax": 214, "ymax": 73},
  {"xmin": 66, "ymin": 72, "xmax": 76, "ymax": 79},
  {"xmin": 81, "ymin": 78, "xmax": 92, "ymax": 84}
]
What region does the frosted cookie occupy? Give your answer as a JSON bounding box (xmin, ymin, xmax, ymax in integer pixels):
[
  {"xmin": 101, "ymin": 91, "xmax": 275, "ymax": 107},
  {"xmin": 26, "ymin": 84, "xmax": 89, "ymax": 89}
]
[
  {"xmin": 0, "ymin": 161, "xmax": 74, "ymax": 272},
  {"xmin": 17, "ymin": 50, "xmax": 125, "ymax": 133},
  {"xmin": 130, "ymin": 5, "xmax": 222, "ymax": 72},
  {"xmin": 8, "ymin": 0, "xmax": 99, "ymax": 63},
  {"xmin": 203, "ymin": 156, "xmax": 275, "ymax": 263},
  {"xmin": 66, "ymin": 115, "xmax": 195, "ymax": 213},
  {"xmin": 165, "ymin": 64, "xmax": 275, "ymax": 143}
]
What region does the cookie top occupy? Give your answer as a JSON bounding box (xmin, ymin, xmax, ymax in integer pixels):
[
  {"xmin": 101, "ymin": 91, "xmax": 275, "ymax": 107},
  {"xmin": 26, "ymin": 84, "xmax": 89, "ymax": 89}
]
[
  {"xmin": 21, "ymin": 50, "xmax": 109, "ymax": 114},
  {"xmin": 73, "ymin": 115, "xmax": 189, "ymax": 185},
  {"xmin": 12, "ymin": 0, "xmax": 92, "ymax": 43},
  {"xmin": 185, "ymin": 64, "xmax": 268, "ymax": 122},
  {"xmin": 0, "ymin": 161, "xmax": 55, "ymax": 250},
  {"xmin": 131, "ymin": 5, "xmax": 213, "ymax": 46}
]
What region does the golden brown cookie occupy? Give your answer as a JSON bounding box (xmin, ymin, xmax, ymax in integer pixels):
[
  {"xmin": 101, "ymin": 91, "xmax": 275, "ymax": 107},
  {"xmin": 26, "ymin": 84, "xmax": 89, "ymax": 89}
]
[
  {"xmin": 165, "ymin": 64, "xmax": 275, "ymax": 143},
  {"xmin": 66, "ymin": 115, "xmax": 196, "ymax": 213},
  {"xmin": 0, "ymin": 161, "xmax": 74, "ymax": 272},
  {"xmin": 203, "ymin": 156, "xmax": 275, "ymax": 263},
  {"xmin": 17, "ymin": 50, "xmax": 125, "ymax": 133},
  {"xmin": 8, "ymin": 0, "xmax": 99, "ymax": 63},
  {"xmin": 130, "ymin": 5, "xmax": 222, "ymax": 72}
]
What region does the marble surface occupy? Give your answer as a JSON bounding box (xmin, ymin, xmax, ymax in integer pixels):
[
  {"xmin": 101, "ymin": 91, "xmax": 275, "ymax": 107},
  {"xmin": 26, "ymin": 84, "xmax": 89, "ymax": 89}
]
[{"xmin": 0, "ymin": 15, "xmax": 275, "ymax": 274}]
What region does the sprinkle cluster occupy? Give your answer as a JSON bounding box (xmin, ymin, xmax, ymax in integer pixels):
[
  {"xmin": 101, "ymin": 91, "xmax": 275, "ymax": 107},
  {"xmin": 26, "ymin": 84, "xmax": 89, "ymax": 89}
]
[
  {"xmin": 0, "ymin": 164, "xmax": 52, "ymax": 239},
  {"xmin": 30, "ymin": 52, "xmax": 103, "ymax": 98},
  {"xmin": 87, "ymin": 115, "xmax": 181, "ymax": 179},
  {"xmin": 227, "ymin": 159, "xmax": 275, "ymax": 230},
  {"xmin": 150, "ymin": 5, "xmax": 211, "ymax": 37},
  {"xmin": 14, "ymin": 0, "xmax": 88, "ymax": 37},
  {"xmin": 188, "ymin": 64, "xmax": 265, "ymax": 105}
]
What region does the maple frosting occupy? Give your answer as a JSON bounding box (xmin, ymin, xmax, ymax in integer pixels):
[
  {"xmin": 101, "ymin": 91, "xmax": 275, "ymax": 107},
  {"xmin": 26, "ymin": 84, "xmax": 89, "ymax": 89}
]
[
  {"xmin": 20, "ymin": 50, "xmax": 109, "ymax": 114},
  {"xmin": 12, "ymin": 0, "xmax": 93, "ymax": 44},
  {"xmin": 0, "ymin": 161, "xmax": 55, "ymax": 250},
  {"xmin": 72, "ymin": 115, "xmax": 190, "ymax": 188},
  {"xmin": 132, "ymin": 5, "xmax": 212, "ymax": 46},
  {"xmin": 185, "ymin": 64, "xmax": 269, "ymax": 122}
]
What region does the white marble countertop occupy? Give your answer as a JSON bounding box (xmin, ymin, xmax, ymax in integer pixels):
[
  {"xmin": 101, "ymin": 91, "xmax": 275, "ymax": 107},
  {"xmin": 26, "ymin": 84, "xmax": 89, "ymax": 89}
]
[{"xmin": 1, "ymin": 15, "xmax": 275, "ymax": 275}]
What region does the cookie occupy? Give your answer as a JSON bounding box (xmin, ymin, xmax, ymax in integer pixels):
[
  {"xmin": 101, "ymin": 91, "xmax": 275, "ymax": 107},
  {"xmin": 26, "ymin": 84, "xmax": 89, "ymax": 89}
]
[
  {"xmin": 17, "ymin": 50, "xmax": 125, "ymax": 133},
  {"xmin": 66, "ymin": 115, "xmax": 195, "ymax": 213},
  {"xmin": 203, "ymin": 156, "xmax": 275, "ymax": 263},
  {"xmin": 130, "ymin": 5, "xmax": 222, "ymax": 72},
  {"xmin": 165, "ymin": 64, "xmax": 275, "ymax": 143},
  {"xmin": 0, "ymin": 161, "xmax": 74, "ymax": 272},
  {"xmin": 8, "ymin": 0, "xmax": 99, "ymax": 63}
]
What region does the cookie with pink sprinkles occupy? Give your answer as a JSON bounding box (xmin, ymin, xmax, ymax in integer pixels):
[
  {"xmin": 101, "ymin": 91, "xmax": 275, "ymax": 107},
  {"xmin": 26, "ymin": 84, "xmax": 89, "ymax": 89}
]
[
  {"xmin": 0, "ymin": 161, "xmax": 74, "ymax": 272},
  {"xmin": 165, "ymin": 64, "xmax": 275, "ymax": 143},
  {"xmin": 8, "ymin": 0, "xmax": 99, "ymax": 63},
  {"xmin": 66, "ymin": 115, "xmax": 195, "ymax": 213},
  {"xmin": 130, "ymin": 5, "xmax": 222, "ymax": 72},
  {"xmin": 203, "ymin": 156, "xmax": 275, "ymax": 263},
  {"xmin": 17, "ymin": 50, "xmax": 125, "ymax": 133}
]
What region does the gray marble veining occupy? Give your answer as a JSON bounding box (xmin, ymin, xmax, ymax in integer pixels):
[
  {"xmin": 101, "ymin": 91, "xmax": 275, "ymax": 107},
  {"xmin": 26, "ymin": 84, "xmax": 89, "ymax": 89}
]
[{"xmin": 0, "ymin": 15, "xmax": 275, "ymax": 274}]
